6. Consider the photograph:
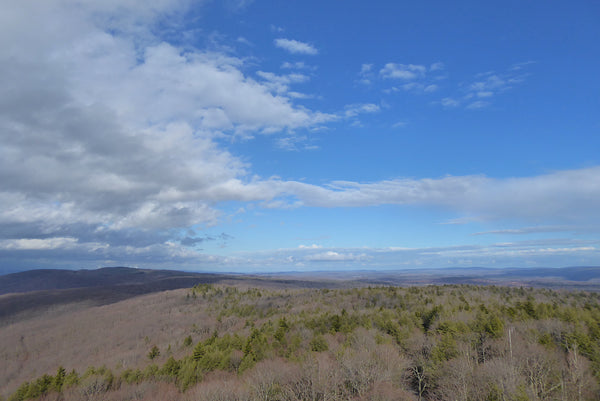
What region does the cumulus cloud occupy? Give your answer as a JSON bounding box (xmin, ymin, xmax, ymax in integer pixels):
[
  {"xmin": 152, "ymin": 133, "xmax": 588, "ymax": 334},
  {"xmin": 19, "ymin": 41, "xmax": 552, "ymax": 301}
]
[
  {"xmin": 274, "ymin": 38, "xmax": 318, "ymax": 55},
  {"xmin": 0, "ymin": 0, "xmax": 336, "ymax": 265},
  {"xmin": 0, "ymin": 2, "xmax": 595, "ymax": 272}
]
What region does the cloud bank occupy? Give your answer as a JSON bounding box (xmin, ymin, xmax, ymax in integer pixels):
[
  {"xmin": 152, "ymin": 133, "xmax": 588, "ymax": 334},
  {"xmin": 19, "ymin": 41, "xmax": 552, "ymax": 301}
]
[{"xmin": 0, "ymin": 1, "xmax": 598, "ymax": 271}]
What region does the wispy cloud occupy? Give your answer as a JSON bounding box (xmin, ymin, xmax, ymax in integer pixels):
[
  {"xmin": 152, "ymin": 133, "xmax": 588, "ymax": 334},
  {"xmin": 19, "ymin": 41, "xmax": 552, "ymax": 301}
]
[
  {"xmin": 369, "ymin": 61, "xmax": 443, "ymax": 94},
  {"xmin": 440, "ymin": 62, "xmax": 534, "ymax": 109},
  {"xmin": 357, "ymin": 63, "xmax": 374, "ymax": 85},
  {"xmin": 281, "ymin": 61, "xmax": 316, "ymax": 70},
  {"xmin": 344, "ymin": 103, "xmax": 380, "ymax": 118},
  {"xmin": 380, "ymin": 63, "xmax": 426, "ymax": 80},
  {"xmin": 304, "ymin": 251, "xmax": 370, "ymax": 262},
  {"xmin": 225, "ymin": 238, "xmax": 600, "ymax": 271},
  {"xmin": 256, "ymin": 71, "xmax": 310, "ymax": 94},
  {"xmin": 441, "ymin": 97, "xmax": 460, "ymax": 108},
  {"xmin": 466, "ymin": 100, "xmax": 490, "ymax": 109},
  {"xmin": 274, "ymin": 38, "xmax": 318, "ymax": 55},
  {"xmin": 430, "ymin": 62, "xmax": 445, "ymax": 72},
  {"xmin": 298, "ymin": 244, "xmax": 322, "ymax": 249},
  {"xmin": 473, "ymin": 225, "xmax": 576, "ymax": 236},
  {"xmin": 223, "ymin": 0, "xmax": 255, "ymax": 12},
  {"xmin": 510, "ymin": 61, "xmax": 536, "ymax": 71},
  {"xmin": 392, "ymin": 121, "xmax": 408, "ymax": 128},
  {"xmin": 236, "ymin": 36, "xmax": 252, "ymax": 46},
  {"xmin": 274, "ymin": 103, "xmax": 380, "ymax": 150},
  {"xmin": 267, "ymin": 167, "xmax": 600, "ymax": 226}
]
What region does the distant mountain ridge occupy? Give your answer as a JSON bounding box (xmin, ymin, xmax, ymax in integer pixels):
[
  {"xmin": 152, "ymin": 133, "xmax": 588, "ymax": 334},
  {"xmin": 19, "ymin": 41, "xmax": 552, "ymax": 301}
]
[
  {"xmin": 3, "ymin": 266, "xmax": 600, "ymax": 296},
  {"xmin": 0, "ymin": 267, "xmax": 213, "ymax": 295},
  {"xmin": 0, "ymin": 267, "xmax": 236, "ymax": 321},
  {"xmin": 0, "ymin": 267, "xmax": 334, "ymax": 321}
]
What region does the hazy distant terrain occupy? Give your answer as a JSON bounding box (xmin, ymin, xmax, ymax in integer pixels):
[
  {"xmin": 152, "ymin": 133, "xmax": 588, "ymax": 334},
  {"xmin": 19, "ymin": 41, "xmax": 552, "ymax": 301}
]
[
  {"xmin": 4, "ymin": 266, "xmax": 600, "ymax": 295},
  {"xmin": 2, "ymin": 266, "xmax": 600, "ymax": 323},
  {"xmin": 265, "ymin": 266, "xmax": 600, "ymax": 291},
  {"xmin": 0, "ymin": 267, "xmax": 229, "ymax": 295},
  {"xmin": 2, "ymin": 269, "xmax": 600, "ymax": 401},
  {"xmin": 0, "ymin": 268, "xmax": 341, "ymax": 323}
]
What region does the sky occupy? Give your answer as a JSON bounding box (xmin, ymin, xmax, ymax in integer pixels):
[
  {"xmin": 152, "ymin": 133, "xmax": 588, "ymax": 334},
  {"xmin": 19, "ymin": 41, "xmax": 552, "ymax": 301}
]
[{"xmin": 1, "ymin": 0, "xmax": 599, "ymax": 274}]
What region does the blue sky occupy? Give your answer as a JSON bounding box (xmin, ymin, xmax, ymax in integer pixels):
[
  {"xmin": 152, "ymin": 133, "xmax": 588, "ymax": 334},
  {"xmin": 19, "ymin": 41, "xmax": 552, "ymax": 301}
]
[{"xmin": 1, "ymin": 0, "xmax": 599, "ymax": 273}]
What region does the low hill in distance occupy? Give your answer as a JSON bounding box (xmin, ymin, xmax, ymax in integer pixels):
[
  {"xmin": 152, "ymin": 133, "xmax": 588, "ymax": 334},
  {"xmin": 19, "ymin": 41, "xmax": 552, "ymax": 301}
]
[{"xmin": 0, "ymin": 267, "xmax": 227, "ymax": 295}]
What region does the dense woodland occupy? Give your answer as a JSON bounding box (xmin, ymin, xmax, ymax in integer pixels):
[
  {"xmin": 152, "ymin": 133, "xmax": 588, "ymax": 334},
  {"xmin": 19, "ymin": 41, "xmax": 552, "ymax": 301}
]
[{"xmin": 3, "ymin": 284, "xmax": 600, "ymax": 400}]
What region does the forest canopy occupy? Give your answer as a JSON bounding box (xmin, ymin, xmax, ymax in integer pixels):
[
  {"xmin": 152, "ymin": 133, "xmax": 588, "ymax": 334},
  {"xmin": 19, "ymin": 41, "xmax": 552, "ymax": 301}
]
[{"xmin": 4, "ymin": 284, "xmax": 600, "ymax": 401}]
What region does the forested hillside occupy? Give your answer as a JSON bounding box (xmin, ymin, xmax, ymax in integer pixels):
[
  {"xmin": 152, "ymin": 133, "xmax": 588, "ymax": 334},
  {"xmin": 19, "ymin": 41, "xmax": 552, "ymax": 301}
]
[{"xmin": 3, "ymin": 284, "xmax": 600, "ymax": 400}]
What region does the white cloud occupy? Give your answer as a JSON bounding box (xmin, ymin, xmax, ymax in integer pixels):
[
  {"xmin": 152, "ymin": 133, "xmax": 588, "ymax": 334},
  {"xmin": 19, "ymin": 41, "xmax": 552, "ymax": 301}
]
[
  {"xmin": 441, "ymin": 97, "xmax": 460, "ymax": 107},
  {"xmin": 344, "ymin": 103, "xmax": 380, "ymax": 118},
  {"xmin": 223, "ymin": 239, "xmax": 600, "ymax": 271},
  {"xmin": 281, "ymin": 61, "xmax": 316, "ymax": 70},
  {"xmin": 430, "ymin": 62, "xmax": 532, "ymax": 110},
  {"xmin": 376, "ymin": 62, "xmax": 441, "ymax": 94},
  {"xmin": 473, "ymin": 225, "xmax": 576, "ymax": 236},
  {"xmin": 430, "ymin": 62, "xmax": 444, "ymax": 71},
  {"xmin": 357, "ymin": 63, "xmax": 375, "ymax": 85},
  {"xmin": 305, "ymin": 251, "xmax": 369, "ymax": 262},
  {"xmin": 510, "ymin": 61, "xmax": 536, "ymax": 71},
  {"xmin": 0, "ymin": 3, "xmax": 593, "ymax": 271},
  {"xmin": 287, "ymin": 91, "xmax": 313, "ymax": 99},
  {"xmin": 274, "ymin": 38, "xmax": 318, "ymax": 55},
  {"xmin": 380, "ymin": 63, "xmax": 426, "ymax": 80},
  {"xmin": 469, "ymin": 74, "xmax": 506, "ymax": 92},
  {"xmin": 360, "ymin": 64, "xmax": 373, "ymax": 74},
  {"xmin": 266, "ymin": 167, "xmax": 600, "ymax": 226},
  {"xmin": 392, "ymin": 121, "xmax": 408, "ymax": 128},
  {"xmin": 446, "ymin": 63, "xmax": 533, "ymax": 109},
  {"xmin": 224, "ymin": 0, "xmax": 254, "ymax": 11},
  {"xmin": 466, "ymin": 100, "xmax": 489, "ymax": 109},
  {"xmin": 402, "ymin": 82, "xmax": 422, "ymax": 91},
  {"xmin": 236, "ymin": 36, "xmax": 252, "ymax": 46},
  {"xmin": 256, "ymin": 71, "xmax": 310, "ymax": 94},
  {"xmin": 0, "ymin": 237, "xmax": 80, "ymax": 251},
  {"xmin": 0, "ymin": 0, "xmax": 340, "ymax": 266}
]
